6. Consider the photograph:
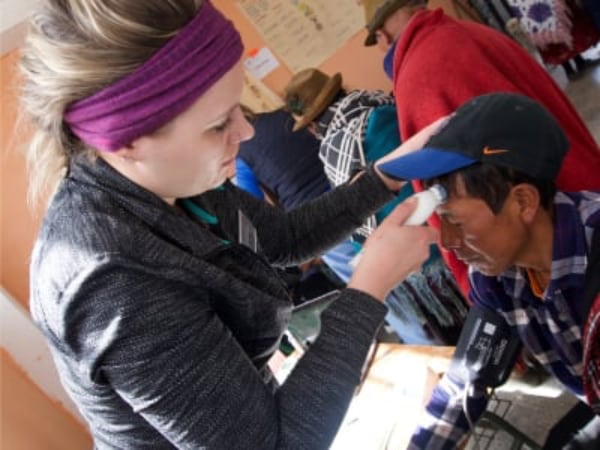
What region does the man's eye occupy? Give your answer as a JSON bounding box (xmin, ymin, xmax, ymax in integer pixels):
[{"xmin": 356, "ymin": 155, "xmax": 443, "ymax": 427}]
[{"xmin": 442, "ymin": 216, "xmax": 462, "ymax": 228}]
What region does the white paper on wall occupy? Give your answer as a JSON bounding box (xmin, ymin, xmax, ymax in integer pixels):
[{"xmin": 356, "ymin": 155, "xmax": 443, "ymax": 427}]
[{"xmin": 237, "ymin": 0, "xmax": 365, "ymax": 73}]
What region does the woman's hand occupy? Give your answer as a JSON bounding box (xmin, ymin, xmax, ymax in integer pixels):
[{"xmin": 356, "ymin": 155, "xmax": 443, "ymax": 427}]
[
  {"xmin": 348, "ymin": 199, "xmax": 439, "ymax": 302},
  {"xmin": 373, "ymin": 116, "xmax": 449, "ymax": 192}
]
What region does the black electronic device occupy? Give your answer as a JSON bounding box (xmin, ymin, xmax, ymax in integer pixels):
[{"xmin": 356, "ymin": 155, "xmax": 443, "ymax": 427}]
[{"xmin": 450, "ymin": 304, "xmax": 522, "ymax": 388}]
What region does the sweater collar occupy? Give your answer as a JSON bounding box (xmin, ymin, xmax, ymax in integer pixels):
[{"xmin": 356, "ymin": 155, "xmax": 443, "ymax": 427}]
[{"xmin": 68, "ymin": 155, "xmax": 226, "ymax": 257}]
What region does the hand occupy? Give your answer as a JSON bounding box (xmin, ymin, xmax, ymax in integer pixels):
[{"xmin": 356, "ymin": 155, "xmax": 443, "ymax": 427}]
[
  {"xmin": 348, "ymin": 199, "xmax": 439, "ymax": 302},
  {"xmin": 373, "ymin": 116, "xmax": 449, "ymax": 191}
]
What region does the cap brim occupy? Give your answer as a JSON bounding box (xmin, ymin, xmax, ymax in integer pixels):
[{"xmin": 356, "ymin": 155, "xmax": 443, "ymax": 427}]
[{"xmin": 379, "ymin": 147, "xmax": 477, "ymax": 180}]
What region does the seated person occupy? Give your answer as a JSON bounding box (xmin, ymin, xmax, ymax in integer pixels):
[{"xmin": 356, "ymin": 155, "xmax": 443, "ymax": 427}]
[
  {"xmin": 379, "ymin": 92, "xmax": 600, "ymax": 449},
  {"xmin": 284, "ymin": 68, "xmax": 468, "ymax": 345}
]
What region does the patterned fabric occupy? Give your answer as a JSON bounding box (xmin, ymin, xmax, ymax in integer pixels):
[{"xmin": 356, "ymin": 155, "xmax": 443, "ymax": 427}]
[
  {"xmin": 410, "ymin": 191, "xmax": 600, "ymax": 449},
  {"xmin": 583, "ymin": 226, "xmax": 600, "ymax": 415},
  {"xmin": 584, "ymin": 295, "xmax": 600, "ymax": 415},
  {"xmin": 317, "ymin": 89, "xmax": 395, "ymax": 237},
  {"xmin": 506, "ymin": 0, "xmax": 574, "ymax": 49},
  {"xmin": 537, "ymin": 0, "xmax": 600, "ymax": 65}
]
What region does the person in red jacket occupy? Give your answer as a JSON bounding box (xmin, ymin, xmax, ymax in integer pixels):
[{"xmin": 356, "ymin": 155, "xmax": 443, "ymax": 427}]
[{"xmin": 362, "ymin": 0, "xmax": 600, "ymax": 295}]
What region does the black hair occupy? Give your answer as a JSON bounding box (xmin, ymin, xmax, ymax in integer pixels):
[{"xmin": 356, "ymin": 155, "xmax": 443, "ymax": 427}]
[{"xmin": 423, "ymin": 163, "xmax": 557, "ymax": 214}]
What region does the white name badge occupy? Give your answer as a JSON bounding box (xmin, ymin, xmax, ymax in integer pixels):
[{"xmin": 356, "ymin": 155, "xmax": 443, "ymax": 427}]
[{"xmin": 238, "ymin": 209, "xmax": 258, "ymax": 252}]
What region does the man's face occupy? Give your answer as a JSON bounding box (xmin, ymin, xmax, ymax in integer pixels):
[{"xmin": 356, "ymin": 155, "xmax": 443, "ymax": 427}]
[
  {"xmin": 436, "ymin": 177, "xmax": 529, "ymax": 276},
  {"xmin": 374, "ymin": 6, "xmax": 420, "ymax": 51}
]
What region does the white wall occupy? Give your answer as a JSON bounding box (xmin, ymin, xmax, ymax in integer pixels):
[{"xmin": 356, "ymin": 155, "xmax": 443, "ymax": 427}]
[
  {"xmin": 0, "ymin": 0, "xmax": 38, "ymax": 54},
  {"xmin": 0, "ymin": 0, "xmax": 38, "ymax": 31},
  {"xmin": 0, "ymin": 286, "xmax": 86, "ymax": 425}
]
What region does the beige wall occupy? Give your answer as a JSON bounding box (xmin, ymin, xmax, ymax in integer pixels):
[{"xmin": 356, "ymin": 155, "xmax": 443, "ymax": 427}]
[
  {"xmin": 218, "ymin": 1, "xmax": 481, "ymax": 97},
  {"xmin": 1, "ymin": 350, "xmax": 92, "ymax": 450},
  {"xmin": 215, "ymin": 1, "xmax": 393, "ymax": 96},
  {"xmin": 0, "ymin": 50, "xmax": 43, "ymax": 308}
]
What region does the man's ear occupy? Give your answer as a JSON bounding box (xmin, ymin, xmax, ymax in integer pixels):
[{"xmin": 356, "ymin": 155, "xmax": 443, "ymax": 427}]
[
  {"xmin": 511, "ymin": 183, "xmax": 540, "ymax": 224},
  {"xmin": 375, "ymin": 29, "xmax": 394, "ymax": 48}
]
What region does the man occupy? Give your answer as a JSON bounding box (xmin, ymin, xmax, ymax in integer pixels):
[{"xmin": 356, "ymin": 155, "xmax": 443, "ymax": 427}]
[
  {"xmin": 362, "ymin": 0, "xmax": 600, "ymax": 295},
  {"xmin": 379, "ymin": 92, "xmax": 600, "ymax": 449}
]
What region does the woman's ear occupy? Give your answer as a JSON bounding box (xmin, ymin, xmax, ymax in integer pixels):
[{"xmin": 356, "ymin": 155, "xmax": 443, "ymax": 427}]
[
  {"xmin": 117, "ymin": 142, "xmax": 139, "ymax": 161},
  {"xmin": 97, "ymin": 139, "xmax": 144, "ymax": 171},
  {"xmin": 511, "ymin": 183, "xmax": 540, "ymax": 224},
  {"xmin": 112, "ymin": 135, "xmax": 150, "ymax": 163}
]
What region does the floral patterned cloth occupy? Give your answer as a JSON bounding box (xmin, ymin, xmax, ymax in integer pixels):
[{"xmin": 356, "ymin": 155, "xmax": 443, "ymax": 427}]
[
  {"xmin": 506, "ymin": 0, "xmax": 573, "ymax": 49},
  {"xmin": 537, "ymin": 0, "xmax": 600, "ymax": 66}
]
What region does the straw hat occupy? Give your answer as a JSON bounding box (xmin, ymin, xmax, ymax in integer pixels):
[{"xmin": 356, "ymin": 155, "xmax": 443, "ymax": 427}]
[
  {"xmin": 363, "ymin": 0, "xmax": 412, "ymax": 46},
  {"xmin": 284, "ymin": 68, "xmax": 343, "ymax": 131}
]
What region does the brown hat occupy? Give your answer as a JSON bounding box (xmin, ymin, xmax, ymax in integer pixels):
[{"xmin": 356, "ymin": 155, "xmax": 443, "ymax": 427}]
[
  {"xmin": 363, "ymin": 0, "xmax": 413, "ymax": 46},
  {"xmin": 284, "ymin": 68, "xmax": 342, "ymax": 131}
]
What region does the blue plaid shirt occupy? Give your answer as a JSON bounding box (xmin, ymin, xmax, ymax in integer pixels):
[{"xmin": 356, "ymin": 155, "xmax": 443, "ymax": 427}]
[{"xmin": 410, "ymin": 191, "xmax": 600, "ymax": 450}]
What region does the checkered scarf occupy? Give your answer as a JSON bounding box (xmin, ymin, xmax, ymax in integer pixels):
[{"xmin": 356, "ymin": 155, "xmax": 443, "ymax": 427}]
[{"xmin": 316, "ymin": 90, "xmax": 395, "ymax": 238}]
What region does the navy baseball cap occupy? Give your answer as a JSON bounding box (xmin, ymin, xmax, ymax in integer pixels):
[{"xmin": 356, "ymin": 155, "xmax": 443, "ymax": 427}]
[{"xmin": 379, "ymin": 93, "xmax": 569, "ymax": 181}]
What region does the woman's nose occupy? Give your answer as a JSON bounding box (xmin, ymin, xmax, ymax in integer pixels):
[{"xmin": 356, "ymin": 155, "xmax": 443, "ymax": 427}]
[{"xmin": 231, "ymin": 108, "xmax": 254, "ymax": 144}]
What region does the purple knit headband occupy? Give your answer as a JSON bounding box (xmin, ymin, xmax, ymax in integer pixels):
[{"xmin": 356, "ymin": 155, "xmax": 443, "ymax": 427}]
[{"xmin": 64, "ymin": 1, "xmax": 243, "ymax": 151}]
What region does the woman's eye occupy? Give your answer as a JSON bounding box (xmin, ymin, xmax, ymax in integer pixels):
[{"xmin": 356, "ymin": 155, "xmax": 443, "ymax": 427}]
[{"xmin": 213, "ymin": 117, "xmax": 232, "ymax": 133}]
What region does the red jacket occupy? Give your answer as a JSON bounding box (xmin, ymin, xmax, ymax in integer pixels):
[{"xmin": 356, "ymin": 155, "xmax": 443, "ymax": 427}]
[{"xmin": 393, "ymin": 9, "xmax": 600, "ymax": 295}]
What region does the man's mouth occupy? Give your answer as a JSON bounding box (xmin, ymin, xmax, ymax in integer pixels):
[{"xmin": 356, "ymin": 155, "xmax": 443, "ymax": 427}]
[{"xmin": 456, "ymin": 254, "xmax": 479, "ymax": 265}]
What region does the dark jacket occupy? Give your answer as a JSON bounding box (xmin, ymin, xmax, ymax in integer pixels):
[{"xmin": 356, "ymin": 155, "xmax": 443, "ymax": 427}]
[
  {"xmin": 238, "ymin": 109, "xmax": 331, "ymax": 210},
  {"xmin": 30, "ymin": 155, "xmax": 391, "ymax": 449}
]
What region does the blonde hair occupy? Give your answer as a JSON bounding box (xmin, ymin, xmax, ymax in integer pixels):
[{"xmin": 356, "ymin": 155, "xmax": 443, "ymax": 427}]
[{"xmin": 19, "ymin": 0, "xmax": 203, "ymax": 206}]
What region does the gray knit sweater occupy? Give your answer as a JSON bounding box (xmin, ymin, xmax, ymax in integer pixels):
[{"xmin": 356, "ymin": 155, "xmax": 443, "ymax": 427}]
[{"xmin": 30, "ymin": 155, "xmax": 392, "ymax": 449}]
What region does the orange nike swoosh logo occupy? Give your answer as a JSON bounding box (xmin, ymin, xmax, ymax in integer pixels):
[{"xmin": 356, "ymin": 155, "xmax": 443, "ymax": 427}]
[{"xmin": 483, "ymin": 146, "xmax": 510, "ymax": 155}]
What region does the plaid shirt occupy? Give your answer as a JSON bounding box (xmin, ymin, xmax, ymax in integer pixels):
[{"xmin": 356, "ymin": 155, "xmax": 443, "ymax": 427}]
[
  {"xmin": 318, "ymin": 90, "xmax": 395, "ymax": 238},
  {"xmin": 410, "ymin": 191, "xmax": 600, "ymax": 450}
]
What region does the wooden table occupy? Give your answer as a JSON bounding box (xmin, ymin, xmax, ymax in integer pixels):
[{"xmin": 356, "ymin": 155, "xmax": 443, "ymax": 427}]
[{"xmin": 330, "ymin": 343, "xmax": 455, "ymax": 450}]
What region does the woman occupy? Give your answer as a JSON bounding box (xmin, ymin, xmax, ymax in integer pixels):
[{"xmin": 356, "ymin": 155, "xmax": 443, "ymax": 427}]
[{"xmin": 20, "ymin": 1, "xmax": 438, "ymax": 448}]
